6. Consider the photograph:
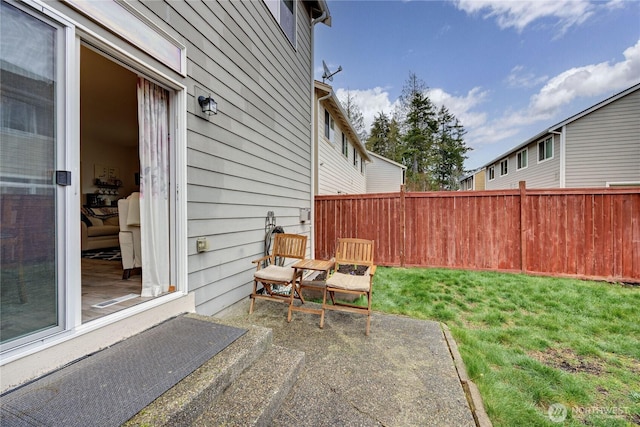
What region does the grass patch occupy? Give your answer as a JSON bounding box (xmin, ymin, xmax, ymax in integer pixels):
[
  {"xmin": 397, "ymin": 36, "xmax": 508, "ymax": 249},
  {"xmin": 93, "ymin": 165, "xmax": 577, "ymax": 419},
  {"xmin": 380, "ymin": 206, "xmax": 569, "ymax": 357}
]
[{"xmin": 372, "ymin": 267, "xmax": 640, "ymax": 426}]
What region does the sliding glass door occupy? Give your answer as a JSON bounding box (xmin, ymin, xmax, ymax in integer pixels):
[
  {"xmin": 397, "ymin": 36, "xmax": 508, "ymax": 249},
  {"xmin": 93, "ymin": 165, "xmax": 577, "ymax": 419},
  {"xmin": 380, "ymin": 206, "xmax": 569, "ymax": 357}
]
[{"xmin": 0, "ymin": 1, "xmax": 65, "ymax": 349}]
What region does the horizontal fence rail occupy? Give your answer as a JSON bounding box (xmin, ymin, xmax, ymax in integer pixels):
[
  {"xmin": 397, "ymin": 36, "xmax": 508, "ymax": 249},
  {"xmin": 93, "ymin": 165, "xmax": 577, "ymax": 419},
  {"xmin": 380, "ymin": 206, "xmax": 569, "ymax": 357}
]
[{"xmin": 315, "ymin": 184, "xmax": 640, "ymax": 283}]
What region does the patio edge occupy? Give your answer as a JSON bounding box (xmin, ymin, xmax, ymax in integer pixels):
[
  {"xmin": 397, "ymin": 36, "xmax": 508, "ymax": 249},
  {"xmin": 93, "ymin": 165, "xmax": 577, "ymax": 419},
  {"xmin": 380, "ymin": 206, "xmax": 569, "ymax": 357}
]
[{"xmin": 441, "ymin": 323, "xmax": 493, "ymax": 427}]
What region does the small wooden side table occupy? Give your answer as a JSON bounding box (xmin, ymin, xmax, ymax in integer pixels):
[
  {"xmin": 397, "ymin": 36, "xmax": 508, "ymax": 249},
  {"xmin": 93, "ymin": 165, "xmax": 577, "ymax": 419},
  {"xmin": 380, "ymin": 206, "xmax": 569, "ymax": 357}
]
[{"xmin": 287, "ymin": 258, "xmax": 335, "ymax": 322}]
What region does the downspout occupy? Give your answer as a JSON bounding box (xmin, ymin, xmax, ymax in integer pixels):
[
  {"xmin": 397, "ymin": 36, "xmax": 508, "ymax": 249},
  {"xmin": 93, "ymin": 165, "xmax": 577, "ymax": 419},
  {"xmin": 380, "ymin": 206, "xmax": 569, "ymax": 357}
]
[
  {"xmin": 310, "ymin": 10, "xmax": 327, "ymax": 258},
  {"xmin": 549, "ymin": 129, "xmax": 565, "ymax": 188}
]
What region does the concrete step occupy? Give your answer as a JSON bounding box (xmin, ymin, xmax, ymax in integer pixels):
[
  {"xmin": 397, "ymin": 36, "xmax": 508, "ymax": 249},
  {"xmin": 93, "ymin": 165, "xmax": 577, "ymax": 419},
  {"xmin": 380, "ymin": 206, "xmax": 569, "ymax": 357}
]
[
  {"xmin": 193, "ymin": 344, "xmax": 305, "ymax": 426},
  {"xmin": 125, "ymin": 315, "xmax": 274, "ymax": 426}
]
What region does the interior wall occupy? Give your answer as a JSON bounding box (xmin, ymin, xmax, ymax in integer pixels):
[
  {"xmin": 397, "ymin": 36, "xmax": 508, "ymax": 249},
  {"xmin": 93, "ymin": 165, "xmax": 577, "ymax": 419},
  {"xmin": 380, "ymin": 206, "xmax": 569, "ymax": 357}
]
[{"xmin": 80, "ymin": 45, "xmax": 140, "ymax": 205}]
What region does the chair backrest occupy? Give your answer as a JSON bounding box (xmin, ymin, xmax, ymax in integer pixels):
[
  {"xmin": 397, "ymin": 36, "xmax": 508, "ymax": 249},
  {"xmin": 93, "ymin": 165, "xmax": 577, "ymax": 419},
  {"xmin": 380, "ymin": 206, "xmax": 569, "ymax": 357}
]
[
  {"xmin": 272, "ymin": 233, "xmax": 307, "ymax": 261},
  {"xmin": 334, "ymin": 238, "xmax": 374, "ymax": 267}
]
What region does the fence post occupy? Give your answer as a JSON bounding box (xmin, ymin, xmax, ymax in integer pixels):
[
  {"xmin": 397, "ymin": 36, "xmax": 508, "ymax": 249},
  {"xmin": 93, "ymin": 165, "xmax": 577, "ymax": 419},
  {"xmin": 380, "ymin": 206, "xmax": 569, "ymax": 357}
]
[
  {"xmin": 519, "ymin": 181, "xmax": 527, "ymax": 273},
  {"xmin": 400, "ymin": 184, "xmax": 406, "ymax": 267}
]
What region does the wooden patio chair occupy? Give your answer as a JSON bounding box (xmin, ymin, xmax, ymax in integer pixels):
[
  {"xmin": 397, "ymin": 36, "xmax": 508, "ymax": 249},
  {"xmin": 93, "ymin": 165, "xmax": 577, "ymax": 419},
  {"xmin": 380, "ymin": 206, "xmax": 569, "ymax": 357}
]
[
  {"xmin": 320, "ymin": 238, "xmax": 376, "ymax": 335},
  {"xmin": 249, "ymin": 233, "xmax": 307, "ymax": 314}
]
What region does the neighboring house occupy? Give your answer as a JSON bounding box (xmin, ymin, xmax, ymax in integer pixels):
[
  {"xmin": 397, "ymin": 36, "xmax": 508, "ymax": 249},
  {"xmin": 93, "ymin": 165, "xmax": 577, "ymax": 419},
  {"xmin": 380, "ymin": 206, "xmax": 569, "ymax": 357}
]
[
  {"xmin": 366, "ymin": 151, "xmax": 407, "ymax": 193},
  {"xmin": 484, "ymin": 83, "xmax": 640, "ymax": 190},
  {"xmin": 459, "ymin": 169, "xmax": 486, "ymax": 191},
  {"xmin": 0, "ymin": 0, "xmax": 330, "ymax": 392},
  {"xmin": 314, "ymin": 80, "xmax": 371, "ymax": 195}
]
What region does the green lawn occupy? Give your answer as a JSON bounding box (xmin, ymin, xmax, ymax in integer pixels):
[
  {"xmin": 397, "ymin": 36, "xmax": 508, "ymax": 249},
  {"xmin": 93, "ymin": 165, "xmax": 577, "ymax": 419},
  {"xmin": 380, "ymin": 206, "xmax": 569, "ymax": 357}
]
[{"xmin": 370, "ymin": 267, "xmax": 640, "ymax": 427}]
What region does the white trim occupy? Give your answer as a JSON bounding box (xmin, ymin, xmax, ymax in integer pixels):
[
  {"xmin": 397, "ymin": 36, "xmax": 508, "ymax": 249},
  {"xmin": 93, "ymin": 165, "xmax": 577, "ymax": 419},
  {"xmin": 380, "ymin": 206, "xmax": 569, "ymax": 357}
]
[
  {"xmin": 558, "ymin": 127, "xmax": 566, "ymax": 188},
  {"xmin": 1, "ymin": 0, "xmax": 189, "ymax": 362},
  {"xmin": 62, "ymin": 0, "xmax": 186, "ymax": 76},
  {"xmin": 1, "ymin": 292, "xmax": 187, "ymax": 366},
  {"xmin": 516, "ymin": 148, "xmax": 528, "ymax": 171},
  {"xmin": 0, "ymin": 0, "xmax": 72, "ymax": 352},
  {"xmin": 537, "ymin": 136, "xmax": 554, "ymax": 164},
  {"xmin": 606, "ymin": 181, "xmax": 640, "ymax": 187},
  {"xmin": 499, "ymin": 158, "xmax": 509, "ymax": 176}
]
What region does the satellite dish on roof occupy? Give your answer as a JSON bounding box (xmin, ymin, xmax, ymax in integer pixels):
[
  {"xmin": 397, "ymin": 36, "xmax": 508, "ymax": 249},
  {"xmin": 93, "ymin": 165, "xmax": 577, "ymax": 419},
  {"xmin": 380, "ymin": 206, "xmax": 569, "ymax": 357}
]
[{"xmin": 322, "ymin": 60, "xmax": 342, "ymax": 83}]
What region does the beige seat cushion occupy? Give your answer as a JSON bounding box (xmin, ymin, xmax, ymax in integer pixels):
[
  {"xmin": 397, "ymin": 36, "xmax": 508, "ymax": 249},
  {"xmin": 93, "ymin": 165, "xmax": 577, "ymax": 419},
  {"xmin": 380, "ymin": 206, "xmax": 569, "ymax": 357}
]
[
  {"xmin": 326, "ymin": 270, "xmax": 371, "ymax": 292},
  {"xmin": 87, "ymin": 225, "xmax": 120, "ymax": 237},
  {"xmin": 254, "ymin": 265, "xmax": 295, "ymax": 283}
]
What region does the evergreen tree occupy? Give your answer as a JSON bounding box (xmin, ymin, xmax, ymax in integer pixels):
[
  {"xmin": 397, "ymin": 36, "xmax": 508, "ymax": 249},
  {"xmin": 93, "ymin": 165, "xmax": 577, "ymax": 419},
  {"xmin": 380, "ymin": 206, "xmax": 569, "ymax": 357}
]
[
  {"xmin": 432, "ymin": 105, "xmax": 471, "ymax": 190},
  {"xmin": 398, "ymin": 72, "xmax": 437, "ymax": 191},
  {"xmin": 339, "ymin": 89, "xmax": 367, "ymax": 142},
  {"xmin": 366, "ymin": 112, "xmax": 403, "ymax": 163}
]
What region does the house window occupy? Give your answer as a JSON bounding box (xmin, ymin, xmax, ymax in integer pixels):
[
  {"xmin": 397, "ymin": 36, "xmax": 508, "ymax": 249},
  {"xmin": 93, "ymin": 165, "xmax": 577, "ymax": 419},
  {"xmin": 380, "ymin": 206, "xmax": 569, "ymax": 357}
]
[
  {"xmin": 324, "ymin": 109, "xmax": 335, "ymax": 143},
  {"xmin": 500, "ymin": 159, "xmax": 508, "ymax": 176},
  {"xmin": 538, "ymin": 137, "xmax": 553, "ymax": 162},
  {"xmin": 517, "ymin": 148, "xmax": 528, "ymax": 170},
  {"xmin": 488, "ymin": 166, "xmax": 495, "ymax": 181},
  {"xmin": 263, "ymin": 0, "xmax": 296, "ymax": 46},
  {"xmin": 353, "ymin": 147, "xmax": 357, "ymax": 166},
  {"xmin": 360, "ymin": 157, "xmax": 364, "ymax": 174},
  {"xmin": 341, "ymin": 133, "xmax": 348, "ymax": 157}
]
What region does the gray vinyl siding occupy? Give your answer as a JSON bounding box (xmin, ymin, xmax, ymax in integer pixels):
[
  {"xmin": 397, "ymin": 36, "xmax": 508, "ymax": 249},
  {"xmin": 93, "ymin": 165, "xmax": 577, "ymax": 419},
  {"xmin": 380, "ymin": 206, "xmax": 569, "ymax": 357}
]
[
  {"xmin": 565, "ymin": 89, "xmax": 640, "ymax": 187},
  {"xmin": 366, "ymin": 154, "xmax": 404, "ymax": 193},
  {"xmin": 485, "ymin": 134, "xmax": 561, "ymax": 189},
  {"xmin": 317, "ymin": 108, "xmax": 366, "ymax": 195},
  {"xmin": 137, "ymin": 1, "xmax": 314, "ymax": 315}
]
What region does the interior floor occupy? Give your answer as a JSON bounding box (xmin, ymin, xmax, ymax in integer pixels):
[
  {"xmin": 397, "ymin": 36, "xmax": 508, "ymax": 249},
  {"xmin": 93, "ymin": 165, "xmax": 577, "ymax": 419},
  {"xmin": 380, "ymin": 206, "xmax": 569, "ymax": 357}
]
[{"xmin": 81, "ymin": 257, "xmax": 148, "ymax": 323}]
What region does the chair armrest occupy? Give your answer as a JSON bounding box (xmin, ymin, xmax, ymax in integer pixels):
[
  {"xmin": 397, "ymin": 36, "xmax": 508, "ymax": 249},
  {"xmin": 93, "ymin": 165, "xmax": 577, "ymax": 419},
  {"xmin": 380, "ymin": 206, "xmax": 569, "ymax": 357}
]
[
  {"xmin": 369, "ymin": 265, "xmax": 377, "ymax": 276},
  {"xmin": 252, "ymin": 255, "xmax": 271, "ymax": 264},
  {"xmin": 252, "ymin": 255, "xmax": 272, "ymax": 270}
]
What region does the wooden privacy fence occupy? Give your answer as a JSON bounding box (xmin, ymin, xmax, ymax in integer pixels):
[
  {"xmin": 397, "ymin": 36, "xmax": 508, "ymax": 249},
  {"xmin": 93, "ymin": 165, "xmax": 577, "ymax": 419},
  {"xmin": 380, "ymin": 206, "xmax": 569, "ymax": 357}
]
[{"xmin": 314, "ymin": 183, "xmax": 640, "ymax": 283}]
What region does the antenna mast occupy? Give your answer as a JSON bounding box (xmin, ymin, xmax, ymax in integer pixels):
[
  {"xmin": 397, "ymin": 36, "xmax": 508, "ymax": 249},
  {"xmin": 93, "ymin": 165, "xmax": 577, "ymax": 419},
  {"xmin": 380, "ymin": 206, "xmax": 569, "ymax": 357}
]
[{"xmin": 322, "ymin": 60, "xmax": 343, "ymax": 83}]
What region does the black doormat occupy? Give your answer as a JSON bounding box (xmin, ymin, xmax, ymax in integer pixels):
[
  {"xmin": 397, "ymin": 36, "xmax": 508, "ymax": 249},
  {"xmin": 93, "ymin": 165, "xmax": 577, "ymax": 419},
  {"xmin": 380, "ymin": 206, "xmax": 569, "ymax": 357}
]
[
  {"xmin": 0, "ymin": 316, "xmax": 247, "ymax": 427},
  {"xmin": 81, "ymin": 248, "xmax": 121, "ymax": 261}
]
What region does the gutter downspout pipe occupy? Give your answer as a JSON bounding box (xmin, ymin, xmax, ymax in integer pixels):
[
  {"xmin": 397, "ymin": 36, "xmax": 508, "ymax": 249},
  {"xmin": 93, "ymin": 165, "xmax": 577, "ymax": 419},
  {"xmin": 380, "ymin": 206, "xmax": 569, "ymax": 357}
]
[
  {"xmin": 549, "ymin": 129, "xmax": 565, "ymax": 188},
  {"xmin": 310, "ymin": 10, "xmax": 327, "ymax": 258}
]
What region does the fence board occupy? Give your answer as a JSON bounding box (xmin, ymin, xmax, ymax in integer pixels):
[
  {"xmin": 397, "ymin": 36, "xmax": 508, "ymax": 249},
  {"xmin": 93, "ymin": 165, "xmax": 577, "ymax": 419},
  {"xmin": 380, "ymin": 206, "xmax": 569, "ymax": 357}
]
[{"xmin": 315, "ymin": 186, "xmax": 640, "ymax": 283}]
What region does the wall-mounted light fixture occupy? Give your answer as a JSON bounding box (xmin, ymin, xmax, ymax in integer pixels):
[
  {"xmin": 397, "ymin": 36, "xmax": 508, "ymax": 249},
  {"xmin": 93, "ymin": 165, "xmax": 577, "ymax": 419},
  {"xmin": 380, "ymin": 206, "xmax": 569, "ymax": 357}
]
[
  {"xmin": 198, "ymin": 95, "xmax": 217, "ymax": 116},
  {"xmin": 194, "ymin": 85, "xmax": 218, "ymax": 120}
]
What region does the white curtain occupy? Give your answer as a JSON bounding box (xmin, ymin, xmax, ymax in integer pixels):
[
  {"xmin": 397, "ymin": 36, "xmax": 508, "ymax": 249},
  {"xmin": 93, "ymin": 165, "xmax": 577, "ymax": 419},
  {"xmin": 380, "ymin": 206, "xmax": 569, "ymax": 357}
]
[{"xmin": 137, "ymin": 78, "xmax": 170, "ymax": 297}]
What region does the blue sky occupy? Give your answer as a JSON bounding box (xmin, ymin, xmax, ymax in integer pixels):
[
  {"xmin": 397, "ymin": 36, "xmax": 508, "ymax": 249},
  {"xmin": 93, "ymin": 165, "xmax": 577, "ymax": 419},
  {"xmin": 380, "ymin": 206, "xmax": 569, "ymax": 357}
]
[{"xmin": 313, "ymin": 0, "xmax": 640, "ymax": 170}]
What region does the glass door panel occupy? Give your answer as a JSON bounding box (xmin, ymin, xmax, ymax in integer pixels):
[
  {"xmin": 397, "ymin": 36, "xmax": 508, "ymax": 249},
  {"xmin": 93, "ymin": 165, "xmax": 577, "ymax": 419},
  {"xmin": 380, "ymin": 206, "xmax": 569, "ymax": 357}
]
[{"xmin": 1, "ymin": 2, "xmax": 61, "ymax": 347}]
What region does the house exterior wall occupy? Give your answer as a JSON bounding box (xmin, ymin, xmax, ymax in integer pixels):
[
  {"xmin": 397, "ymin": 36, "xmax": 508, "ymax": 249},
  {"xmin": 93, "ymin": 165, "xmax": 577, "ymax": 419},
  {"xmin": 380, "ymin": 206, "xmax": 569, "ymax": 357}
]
[
  {"xmin": 483, "ymin": 86, "xmax": 639, "ymax": 190},
  {"xmin": 485, "ymin": 134, "xmax": 561, "ymax": 190},
  {"xmin": 460, "ymin": 169, "xmax": 486, "ymax": 191},
  {"xmin": 474, "ymin": 169, "xmax": 486, "ymax": 190},
  {"xmin": 1, "ymin": 0, "xmax": 324, "ymax": 390},
  {"xmin": 564, "ymin": 89, "xmax": 640, "ymax": 187},
  {"xmin": 317, "ymin": 105, "xmax": 366, "ymax": 194},
  {"xmin": 149, "ymin": 0, "xmax": 316, "ymax": 315},
  {"xmin": 366, "ymin": 153, "xmax": 405, "ymax": 193}
]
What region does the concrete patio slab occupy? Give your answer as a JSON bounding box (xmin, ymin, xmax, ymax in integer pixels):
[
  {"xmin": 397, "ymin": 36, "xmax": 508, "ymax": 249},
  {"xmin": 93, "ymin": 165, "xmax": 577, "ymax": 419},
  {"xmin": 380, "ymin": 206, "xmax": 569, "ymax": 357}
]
[{"xmin": 218, "ymin": 299, "xmax": 479, "ymax": 427}]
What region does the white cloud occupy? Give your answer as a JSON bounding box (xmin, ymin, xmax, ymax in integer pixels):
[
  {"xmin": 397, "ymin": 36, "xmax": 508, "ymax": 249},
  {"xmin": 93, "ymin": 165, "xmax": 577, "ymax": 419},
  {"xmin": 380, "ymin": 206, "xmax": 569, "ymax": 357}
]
[
  {"xmin": 506, "ymin": 65, "xmax": 548, "ymax": 88},
  {"xmin": 334, "ymin": 87, "xmax": 399, "ymax": 131},
  {"xmin": 469, "ymin": 39, "xmax": 640, "ymax": 149},
  {"xmin": 428, "ymin": 87, "xmax": 490, "ymax": 129},
  {"xmin": 335, "ymin": 40, "xmax": 640, "ymax": 163},
  {"xmin": 454, "ymin": 0, "xmax": 594, "ymax": 33},
  {"xmin": 528, "ymin": 39, "xmax": 640, "ymax": 117}
]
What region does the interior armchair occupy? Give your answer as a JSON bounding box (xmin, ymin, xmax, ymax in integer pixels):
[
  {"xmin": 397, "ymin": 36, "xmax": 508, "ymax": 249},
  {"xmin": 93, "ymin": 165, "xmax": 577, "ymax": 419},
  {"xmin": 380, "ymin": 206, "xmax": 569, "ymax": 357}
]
[
  {"xmin": 118, "ymin": 192, "xmax": 141, "ymax": 280},
  {"xmin": 249, "ymin": 233, "xmax": 307, "ymax": 314},
  {"xmin": 321, "ymin": 238, "xmax": 376, "ymax": 335}
]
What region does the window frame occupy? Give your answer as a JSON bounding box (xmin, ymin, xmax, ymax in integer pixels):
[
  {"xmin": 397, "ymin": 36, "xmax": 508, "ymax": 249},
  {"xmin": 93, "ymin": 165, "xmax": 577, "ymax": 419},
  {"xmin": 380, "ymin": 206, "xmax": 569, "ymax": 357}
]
[
  {"xmin": 488, "ymin": 165, "xmax": 495, "ymax": 181},
  {"xmin": 341, "ymin": 133, "xmax": 348, "ymax": 157},
  {"xmin": 516, "ymin": 148, "xmax": 528, "ymax": 170},
  {"xmin": 352, "ymin": 147, "xmax": 357, "ymax": 167},
  {"xmin": 538, "ymin": 136, "xmax": 554, "ymax": 163},
  {"xmin": 263, "ymin": 0, "xmax": 296, "ymax": 48},
  {"xmin": 500, "ymin": 159, "xmax": 508, "ymax": 176}
]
